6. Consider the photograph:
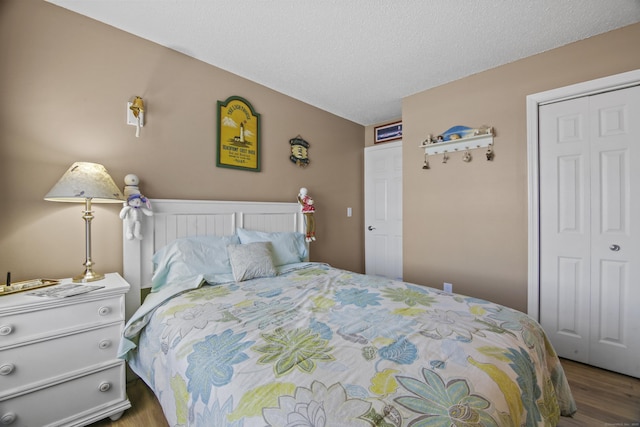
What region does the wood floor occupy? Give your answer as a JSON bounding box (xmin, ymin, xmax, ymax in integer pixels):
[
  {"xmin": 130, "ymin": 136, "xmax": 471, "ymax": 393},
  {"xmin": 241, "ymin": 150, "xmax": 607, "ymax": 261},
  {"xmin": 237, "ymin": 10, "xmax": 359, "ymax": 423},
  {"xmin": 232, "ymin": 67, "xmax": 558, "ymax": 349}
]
[
  {"xmin": 90, "ymin": 359, "xmax": 639, "ymax": 426},
  {"xmin": 556, "ymin": 359, "xmax": 639, "ymax": 427}
]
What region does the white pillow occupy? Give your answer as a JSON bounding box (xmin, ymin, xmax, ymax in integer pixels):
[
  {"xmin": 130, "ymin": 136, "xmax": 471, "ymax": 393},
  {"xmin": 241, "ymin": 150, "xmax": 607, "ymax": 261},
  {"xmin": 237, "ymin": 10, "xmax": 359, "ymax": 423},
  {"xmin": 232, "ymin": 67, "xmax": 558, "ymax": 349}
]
[
  {"xmin": 236, "ymin": 228, "xmax": 307, "ymax": 266},
  {"xmin": 227, "ymin": 242, "xmax": 277, "ymax": 282},
  {"xmin": 151, "ymin": 235, "xmax": 239, "ymax": 292}
]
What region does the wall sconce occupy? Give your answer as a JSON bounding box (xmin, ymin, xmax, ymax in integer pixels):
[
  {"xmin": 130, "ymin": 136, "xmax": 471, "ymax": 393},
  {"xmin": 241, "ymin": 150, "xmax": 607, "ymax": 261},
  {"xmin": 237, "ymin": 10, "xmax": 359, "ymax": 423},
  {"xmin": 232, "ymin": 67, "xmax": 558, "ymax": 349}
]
[{"xmin": 127, "ymin": 96, "xmax": 145, "ymax": 137}]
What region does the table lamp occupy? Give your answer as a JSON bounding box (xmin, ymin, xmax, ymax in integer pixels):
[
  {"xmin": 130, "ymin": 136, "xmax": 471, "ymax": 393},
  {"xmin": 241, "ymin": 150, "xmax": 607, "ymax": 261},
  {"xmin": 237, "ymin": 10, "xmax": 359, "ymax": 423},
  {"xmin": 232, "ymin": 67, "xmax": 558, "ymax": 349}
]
[{"xmin": 44, "ymin": 162, "xmax": 124, "ymax": 282}]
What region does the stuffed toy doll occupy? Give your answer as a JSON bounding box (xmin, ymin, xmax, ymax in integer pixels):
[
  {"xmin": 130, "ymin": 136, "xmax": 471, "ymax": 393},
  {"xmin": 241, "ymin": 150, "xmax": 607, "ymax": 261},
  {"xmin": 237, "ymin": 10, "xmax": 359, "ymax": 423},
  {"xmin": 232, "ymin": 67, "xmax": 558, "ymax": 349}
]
[
  {"xmin": 297, "ymin": 187, "xmax": 316, "ymax": 242},
  {"xmin": 120, "ymin": 194, "xmax": 153, "ymax": 240},
  {"xmin": 119, "ymin": 174, "xmax": 153, "ymax": 240}
]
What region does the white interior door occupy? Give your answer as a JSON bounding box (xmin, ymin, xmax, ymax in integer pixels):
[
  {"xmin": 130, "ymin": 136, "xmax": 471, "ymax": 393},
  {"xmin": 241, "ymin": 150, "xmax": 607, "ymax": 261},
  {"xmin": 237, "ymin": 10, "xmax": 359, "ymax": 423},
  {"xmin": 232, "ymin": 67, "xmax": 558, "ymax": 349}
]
[
  {"xmin": 539, "ymin": 85, "xmax": 640, "ymax": 378},
  {"xmin": 365, "ymin": 141, "xmax": 402, "ymax": 279},
  {"xmin": 539, "ymin": 96, "xmax": 591, "ymax": 364}
]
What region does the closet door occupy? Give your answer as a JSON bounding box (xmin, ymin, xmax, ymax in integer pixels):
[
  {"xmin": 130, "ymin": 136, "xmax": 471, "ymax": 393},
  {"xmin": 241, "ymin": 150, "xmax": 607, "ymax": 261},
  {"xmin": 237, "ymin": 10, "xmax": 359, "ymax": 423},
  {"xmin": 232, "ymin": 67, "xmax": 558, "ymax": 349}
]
[
  {"xmin": 539, "ymin": 85, "xmax": 640, "ymax": 378},
  {"xmin": 539, "ymin": 96, "xmax": 591, "ymax": 364},
  {"xmin": 588, "ymin": 87, "xmax": 640, "ymax": 376}
]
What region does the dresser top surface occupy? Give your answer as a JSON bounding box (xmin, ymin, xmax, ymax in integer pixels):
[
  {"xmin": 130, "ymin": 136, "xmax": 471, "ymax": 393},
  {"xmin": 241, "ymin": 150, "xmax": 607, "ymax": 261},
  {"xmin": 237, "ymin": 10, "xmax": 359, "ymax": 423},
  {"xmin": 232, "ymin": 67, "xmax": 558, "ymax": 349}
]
[{"xmin": 0, "ymin": 272, "xmax": 129, "ymax": 312}]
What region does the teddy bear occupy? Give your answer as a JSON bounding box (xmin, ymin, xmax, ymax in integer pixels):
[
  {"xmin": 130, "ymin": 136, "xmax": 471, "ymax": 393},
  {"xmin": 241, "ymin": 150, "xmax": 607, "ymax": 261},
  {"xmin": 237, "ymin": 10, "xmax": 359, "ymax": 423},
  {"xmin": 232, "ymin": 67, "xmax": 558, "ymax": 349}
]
[{"xmin": 119, "ymin": 174, "xmax": 152, "ymax": 240}]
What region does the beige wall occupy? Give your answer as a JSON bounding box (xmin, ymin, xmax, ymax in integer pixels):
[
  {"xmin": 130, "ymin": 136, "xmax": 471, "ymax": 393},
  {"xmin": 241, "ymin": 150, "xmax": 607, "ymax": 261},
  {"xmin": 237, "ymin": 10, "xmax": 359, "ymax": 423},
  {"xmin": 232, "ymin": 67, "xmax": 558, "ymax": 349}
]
[
  {"xmin": 2, "ymin": 1, "xmax": 638, "ymax": 314},
  {"xmin": 403, "ymin": 23, "xmax": 640, "ymax": 312},
  {"xmin": 0, "ymin": 0, "xmax": 365, "ymax": 283}
]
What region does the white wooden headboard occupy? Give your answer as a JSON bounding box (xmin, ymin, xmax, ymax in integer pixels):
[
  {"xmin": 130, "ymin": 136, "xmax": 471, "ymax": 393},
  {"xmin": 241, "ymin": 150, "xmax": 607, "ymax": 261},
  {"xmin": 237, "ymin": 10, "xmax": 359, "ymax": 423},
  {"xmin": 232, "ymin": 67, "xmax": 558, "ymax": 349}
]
[{"xmin": 122, "ymin": 199, "xmax": 304, "ymax": 320}]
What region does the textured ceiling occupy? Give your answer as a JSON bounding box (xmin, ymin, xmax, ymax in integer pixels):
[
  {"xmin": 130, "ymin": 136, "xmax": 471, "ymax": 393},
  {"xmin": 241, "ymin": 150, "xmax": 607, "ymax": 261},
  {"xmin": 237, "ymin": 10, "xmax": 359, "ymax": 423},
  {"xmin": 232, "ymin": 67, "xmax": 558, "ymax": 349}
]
[{"xmin": 47, "ymin": 1, "xmax": 640, "ymax": 125}]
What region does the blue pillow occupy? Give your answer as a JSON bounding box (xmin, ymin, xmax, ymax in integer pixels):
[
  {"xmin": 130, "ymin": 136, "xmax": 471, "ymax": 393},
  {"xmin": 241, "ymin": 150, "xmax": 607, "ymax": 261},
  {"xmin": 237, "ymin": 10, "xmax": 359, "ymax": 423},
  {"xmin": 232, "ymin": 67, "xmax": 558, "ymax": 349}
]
[
  {"xmin": 236, "ymin": 228, "xmax": 307, "ymax": 266},
  {"xmin": 151, "ymin": 235, "xmax": 240, "ymax": 292}
]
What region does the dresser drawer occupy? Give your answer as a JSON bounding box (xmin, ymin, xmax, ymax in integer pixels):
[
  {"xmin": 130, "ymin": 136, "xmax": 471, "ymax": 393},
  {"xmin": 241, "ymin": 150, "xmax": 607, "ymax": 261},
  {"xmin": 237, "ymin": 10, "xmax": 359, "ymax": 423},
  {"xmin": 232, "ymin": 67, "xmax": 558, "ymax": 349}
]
[
  {"xmin": 0, "ymin": 323, "xmax": 122, "ymax": 396},
  {"xmin": 0, "ymin": 363, "xmax": 128, "ymax": 427},
  {"xmin": 0, "ymin": 296, "xmax": 123, "ymax": 348}
]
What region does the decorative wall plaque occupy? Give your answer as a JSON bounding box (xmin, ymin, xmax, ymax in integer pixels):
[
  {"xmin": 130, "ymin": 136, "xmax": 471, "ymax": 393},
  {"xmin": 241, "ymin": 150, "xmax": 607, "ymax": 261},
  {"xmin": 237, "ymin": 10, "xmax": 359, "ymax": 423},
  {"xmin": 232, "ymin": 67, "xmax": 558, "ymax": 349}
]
[
  {"xmin": 289, "ymin": 135, "xmax": 310, "ymax": 167},
  {"xmin": 217, "ymin": 96, "xmax": 261, "ymax": 171}
]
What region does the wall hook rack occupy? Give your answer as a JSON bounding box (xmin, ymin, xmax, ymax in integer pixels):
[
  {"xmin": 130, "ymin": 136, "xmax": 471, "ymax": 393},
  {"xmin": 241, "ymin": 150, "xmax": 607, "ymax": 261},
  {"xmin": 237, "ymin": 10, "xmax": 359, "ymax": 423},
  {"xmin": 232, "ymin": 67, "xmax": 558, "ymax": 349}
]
[{"xmin": 420, "ymin": 126, "xmax": 495, "ymax": 157}]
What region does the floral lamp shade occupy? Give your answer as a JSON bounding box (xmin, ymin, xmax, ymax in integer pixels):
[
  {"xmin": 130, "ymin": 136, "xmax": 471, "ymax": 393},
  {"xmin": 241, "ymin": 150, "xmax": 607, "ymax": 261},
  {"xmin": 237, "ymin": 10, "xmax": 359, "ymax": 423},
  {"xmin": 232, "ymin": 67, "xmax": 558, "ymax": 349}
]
[{"xmin": 45, "ymin": 162, "xmax": 124, "ymax": 203}]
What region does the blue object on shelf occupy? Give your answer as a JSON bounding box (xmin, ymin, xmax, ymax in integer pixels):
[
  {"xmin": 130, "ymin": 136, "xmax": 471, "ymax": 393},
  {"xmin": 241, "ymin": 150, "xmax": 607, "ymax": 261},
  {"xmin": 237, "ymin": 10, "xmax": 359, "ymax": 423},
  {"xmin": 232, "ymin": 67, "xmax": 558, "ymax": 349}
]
[{"xmin": 440, "ymin": 125, "xmax": 475, "ymax": 141}]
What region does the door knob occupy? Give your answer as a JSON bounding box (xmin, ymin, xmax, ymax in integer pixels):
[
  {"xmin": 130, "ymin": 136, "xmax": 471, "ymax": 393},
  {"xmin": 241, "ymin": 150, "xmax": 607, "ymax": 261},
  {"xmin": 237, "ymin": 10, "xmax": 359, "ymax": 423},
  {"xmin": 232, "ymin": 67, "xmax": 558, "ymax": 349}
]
[
  {"xmin": 367, "ymin": 226, "xmax": 376, "ymax": 231},
  {"xmin": 609, "ymin": 244, "xmax": 621, "ymax": 251}
]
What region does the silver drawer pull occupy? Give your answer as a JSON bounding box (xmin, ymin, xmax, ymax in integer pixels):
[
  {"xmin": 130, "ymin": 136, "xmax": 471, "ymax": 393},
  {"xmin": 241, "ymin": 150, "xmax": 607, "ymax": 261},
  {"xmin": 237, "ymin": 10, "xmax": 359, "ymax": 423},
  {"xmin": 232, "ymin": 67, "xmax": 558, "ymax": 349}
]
[
  {"xmin": 98, "ymin": 340, "xmax": 111, "ymax": 349},
  {"xmin": 98, "ymin": 306, "xmax": 111, "ymax": 316},
  {"xmin": 609, "ymin": 244, "xmax": 621, "ymax": 251},
  {"xmin": 0, "ymin": 364, "xmax": 15, "ymax": 376},
  {"xmin": 98, "ymin": 382, "xmax": 111, "ymax": 392},
  {"xmin": 0, "ymin": 325, "xmax": 13, "ymax": 336},
  {"xmin": 0, "ymin": 412, "xmax": 16, "ymax": 425}
]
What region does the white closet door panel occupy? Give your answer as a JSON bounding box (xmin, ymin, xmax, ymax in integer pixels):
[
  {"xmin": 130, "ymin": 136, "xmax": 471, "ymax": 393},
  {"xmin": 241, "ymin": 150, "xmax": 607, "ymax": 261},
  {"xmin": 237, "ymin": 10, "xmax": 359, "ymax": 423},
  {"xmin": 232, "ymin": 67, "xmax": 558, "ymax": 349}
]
[
  {"xmin": 558, "ymin": 155, "xmax": 585, "ymax": 233},
  {"xmin": 596, "ymin": 260, "xmax": 626, "ymax": 344},
  {"xmin": 556, "ymin": 256, "xmax": 585, "ymax": 337},
  {"xmin": 588, "ymin": 86, "xmax": 640, "ymax": 377},
  {"xmin": 598, "ymin": 150, "xmax": 627, "ymax": 233},
  {"xmin": 539, "ymin": 97, "xmax": 591, "ymax": 362}
]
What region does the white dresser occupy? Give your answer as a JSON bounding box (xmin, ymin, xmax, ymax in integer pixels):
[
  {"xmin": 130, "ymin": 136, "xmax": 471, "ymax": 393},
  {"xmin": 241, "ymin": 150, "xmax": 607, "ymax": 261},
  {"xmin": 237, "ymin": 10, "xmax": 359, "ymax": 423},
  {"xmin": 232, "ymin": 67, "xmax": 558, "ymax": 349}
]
[{"xmin": 0, "ymin": 273, "xmax": 131, "ymax": 427}]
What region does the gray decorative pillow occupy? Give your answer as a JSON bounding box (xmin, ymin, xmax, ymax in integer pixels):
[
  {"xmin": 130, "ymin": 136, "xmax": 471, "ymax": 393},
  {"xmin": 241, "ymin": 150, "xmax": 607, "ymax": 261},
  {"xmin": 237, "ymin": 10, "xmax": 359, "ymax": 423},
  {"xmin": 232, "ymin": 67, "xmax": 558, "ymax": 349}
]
[
  {"xmin": 236, "ymin": 228, "xmax": 308, "ymax": 265},
  {"xmin": 227, "ymin": 242, "xmax": 277, "ymax": 282}
]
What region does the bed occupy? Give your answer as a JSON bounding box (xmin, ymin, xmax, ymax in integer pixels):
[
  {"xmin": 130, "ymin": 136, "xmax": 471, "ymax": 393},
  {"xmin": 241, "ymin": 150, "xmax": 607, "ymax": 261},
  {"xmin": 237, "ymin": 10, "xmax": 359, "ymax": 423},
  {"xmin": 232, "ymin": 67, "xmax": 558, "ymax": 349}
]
[{"xmin": 118, "ymin": 199, "xmax": 576, "ymax": 427}]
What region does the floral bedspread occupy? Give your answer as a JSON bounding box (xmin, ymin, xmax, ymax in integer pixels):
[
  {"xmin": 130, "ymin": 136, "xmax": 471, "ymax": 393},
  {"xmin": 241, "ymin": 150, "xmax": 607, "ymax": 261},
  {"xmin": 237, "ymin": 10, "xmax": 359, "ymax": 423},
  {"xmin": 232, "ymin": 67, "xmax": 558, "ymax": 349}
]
[{"xmin": 122, "ymin": 263, "xmax": 576, "ymax": 426}]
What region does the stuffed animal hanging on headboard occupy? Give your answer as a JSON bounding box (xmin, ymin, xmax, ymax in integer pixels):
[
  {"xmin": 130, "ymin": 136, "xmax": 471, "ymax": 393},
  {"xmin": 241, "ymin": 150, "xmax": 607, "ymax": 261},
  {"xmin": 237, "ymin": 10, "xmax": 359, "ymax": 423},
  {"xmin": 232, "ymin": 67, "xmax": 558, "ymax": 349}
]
[
  {"xmin": 119, "ymin": 174, "xmax": 152, "ymax": 240},
  {"xmin": 297, "ymin": 187, "xmax": 316, "ymax": 242}
]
